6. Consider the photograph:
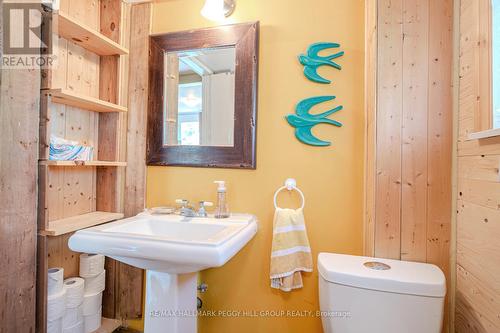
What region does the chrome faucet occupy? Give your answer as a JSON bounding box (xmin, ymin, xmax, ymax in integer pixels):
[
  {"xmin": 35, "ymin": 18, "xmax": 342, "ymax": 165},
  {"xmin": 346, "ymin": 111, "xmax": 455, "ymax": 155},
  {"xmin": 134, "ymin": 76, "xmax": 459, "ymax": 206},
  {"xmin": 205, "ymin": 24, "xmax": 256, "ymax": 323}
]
[
  {"xmin": 176, "ymin": 199, "xmax": 196, "ymax": 217},
  {"xmin": 176, "ymin": 199, "xmax": 213, "ymax": 218}
]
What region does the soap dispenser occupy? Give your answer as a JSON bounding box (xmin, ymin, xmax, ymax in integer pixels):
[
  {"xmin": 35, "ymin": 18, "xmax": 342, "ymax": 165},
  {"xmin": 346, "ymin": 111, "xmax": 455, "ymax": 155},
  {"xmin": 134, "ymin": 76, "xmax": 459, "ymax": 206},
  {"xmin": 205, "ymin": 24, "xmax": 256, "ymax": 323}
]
[{"xmin": 214, "ymin": 181, "xmax": 230, "ymax": 218}]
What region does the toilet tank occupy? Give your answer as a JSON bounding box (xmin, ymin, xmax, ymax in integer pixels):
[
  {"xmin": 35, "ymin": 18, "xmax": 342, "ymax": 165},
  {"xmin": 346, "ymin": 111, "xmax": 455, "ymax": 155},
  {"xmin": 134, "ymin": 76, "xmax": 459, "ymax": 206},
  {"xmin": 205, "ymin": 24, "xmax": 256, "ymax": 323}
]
[{"xmin": 318, "ymin": 253, "xmax": 446, "ymax": 333}]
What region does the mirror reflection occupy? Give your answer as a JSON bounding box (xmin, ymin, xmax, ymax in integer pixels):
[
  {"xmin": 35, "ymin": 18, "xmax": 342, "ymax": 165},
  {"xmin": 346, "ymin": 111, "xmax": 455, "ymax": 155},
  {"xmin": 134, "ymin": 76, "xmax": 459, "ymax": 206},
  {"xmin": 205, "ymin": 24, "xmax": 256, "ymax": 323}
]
[{"xmin": 163, "ymin": 47, "xmax": 236, "ymax": 146}]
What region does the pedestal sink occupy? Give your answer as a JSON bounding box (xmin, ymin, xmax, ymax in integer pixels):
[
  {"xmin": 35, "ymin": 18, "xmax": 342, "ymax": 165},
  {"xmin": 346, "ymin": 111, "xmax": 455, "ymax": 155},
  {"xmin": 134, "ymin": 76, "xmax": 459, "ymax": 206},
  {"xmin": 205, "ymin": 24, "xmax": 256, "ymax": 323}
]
[{"xmin": 68, "ymin": 212, "xmax": 258, "ymax": 333}]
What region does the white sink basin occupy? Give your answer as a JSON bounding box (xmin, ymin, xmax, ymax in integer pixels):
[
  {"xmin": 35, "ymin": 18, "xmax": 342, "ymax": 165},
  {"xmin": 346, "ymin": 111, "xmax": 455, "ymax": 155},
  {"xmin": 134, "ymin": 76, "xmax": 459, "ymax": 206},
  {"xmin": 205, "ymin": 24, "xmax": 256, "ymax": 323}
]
[
  {"xmin": 68, "ymin": 211, "xmax": 258, "ymax": 333},
  {"xmin": 68, "ymin": 212, "xmax": 258, "ymax": 273}
]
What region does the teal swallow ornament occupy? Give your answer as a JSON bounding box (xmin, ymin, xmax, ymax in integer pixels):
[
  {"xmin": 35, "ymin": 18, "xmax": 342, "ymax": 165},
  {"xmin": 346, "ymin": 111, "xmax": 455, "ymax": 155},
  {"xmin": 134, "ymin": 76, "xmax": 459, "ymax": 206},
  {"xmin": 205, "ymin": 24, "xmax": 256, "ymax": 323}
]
[
  {"xmin": 286, "ymin": 96, "xmax": 343, "ymax": 146},
  {"xmin": 299, "ymin": 42, "xmax": 344, "ymax": 84}
]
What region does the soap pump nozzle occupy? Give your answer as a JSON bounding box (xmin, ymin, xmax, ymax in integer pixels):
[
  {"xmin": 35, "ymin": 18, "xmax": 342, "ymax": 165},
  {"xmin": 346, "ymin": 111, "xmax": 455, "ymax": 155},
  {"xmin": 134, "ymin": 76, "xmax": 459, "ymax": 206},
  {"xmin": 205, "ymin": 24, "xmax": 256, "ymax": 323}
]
[
  {"xmin": 214, "ymin": 180, "xmax": 226, "ymax": 192},
  {"xmin": 214, "ymin": 181, "xmax": 229, "ymax": 218}
]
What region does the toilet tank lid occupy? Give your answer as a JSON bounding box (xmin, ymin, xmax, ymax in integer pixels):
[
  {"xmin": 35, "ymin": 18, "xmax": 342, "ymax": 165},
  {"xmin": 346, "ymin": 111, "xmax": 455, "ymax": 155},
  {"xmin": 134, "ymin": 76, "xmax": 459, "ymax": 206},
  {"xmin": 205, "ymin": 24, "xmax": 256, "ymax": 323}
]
[{"xmin": 318, "ymin": 253, "xmax": 446, "ymax": 297}]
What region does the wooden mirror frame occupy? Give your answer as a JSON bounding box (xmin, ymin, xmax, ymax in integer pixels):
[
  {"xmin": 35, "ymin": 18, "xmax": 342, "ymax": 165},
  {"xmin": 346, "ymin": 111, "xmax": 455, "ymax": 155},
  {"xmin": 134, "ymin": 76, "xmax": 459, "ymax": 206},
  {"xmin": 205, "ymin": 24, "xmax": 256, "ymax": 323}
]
[{"xmin": 147, "ymin": 22, "xmax": 259, "ymax": 168}]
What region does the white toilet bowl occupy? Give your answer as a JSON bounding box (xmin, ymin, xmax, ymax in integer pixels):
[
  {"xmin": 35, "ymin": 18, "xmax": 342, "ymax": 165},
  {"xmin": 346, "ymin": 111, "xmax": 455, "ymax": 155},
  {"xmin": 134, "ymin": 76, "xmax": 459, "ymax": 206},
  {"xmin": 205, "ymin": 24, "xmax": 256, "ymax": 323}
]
[{"xmin": 318, "ymin": 253, "xmax": 446, "ymax": 333}]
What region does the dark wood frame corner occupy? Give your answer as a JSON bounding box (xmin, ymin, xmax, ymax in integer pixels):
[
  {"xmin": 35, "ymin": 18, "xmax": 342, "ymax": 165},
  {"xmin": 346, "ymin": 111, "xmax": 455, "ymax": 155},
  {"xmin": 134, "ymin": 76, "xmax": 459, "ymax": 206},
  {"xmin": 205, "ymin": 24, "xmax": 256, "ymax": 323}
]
[{"xmin": 147, "ymin": 21, "xmax": 260, "ymax": 169}]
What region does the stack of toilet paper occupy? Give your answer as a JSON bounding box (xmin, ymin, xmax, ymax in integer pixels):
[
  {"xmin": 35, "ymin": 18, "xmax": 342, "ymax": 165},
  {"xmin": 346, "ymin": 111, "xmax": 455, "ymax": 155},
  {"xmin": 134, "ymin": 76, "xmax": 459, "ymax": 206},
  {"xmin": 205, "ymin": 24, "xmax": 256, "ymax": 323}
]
[
  {"xmin": 80, "ymin": 254, "xmax": 106, "ymax": 333},
  {"xmin": 47, "ymin": 268, "xmax": 66, "ymax": 333},
  {"xmin": 62, "ymin": 277, "xmax": 85, "ymax": 333}
]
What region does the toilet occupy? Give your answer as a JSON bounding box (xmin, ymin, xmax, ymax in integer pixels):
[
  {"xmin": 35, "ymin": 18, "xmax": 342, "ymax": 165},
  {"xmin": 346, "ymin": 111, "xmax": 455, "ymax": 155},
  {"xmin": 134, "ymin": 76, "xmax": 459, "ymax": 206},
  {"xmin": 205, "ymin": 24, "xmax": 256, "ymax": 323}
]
[{"xmin": 318, "ymin": 253, "xmax": 446, "ymax": 333}]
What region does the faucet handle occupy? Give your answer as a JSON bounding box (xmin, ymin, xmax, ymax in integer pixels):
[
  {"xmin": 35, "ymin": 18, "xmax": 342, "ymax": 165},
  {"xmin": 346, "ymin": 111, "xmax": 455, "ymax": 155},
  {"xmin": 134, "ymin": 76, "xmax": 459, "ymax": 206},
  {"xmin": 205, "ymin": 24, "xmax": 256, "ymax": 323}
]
[{"xmin": 198, "ymin": 201, "xmax": 213, "ymax": 217}]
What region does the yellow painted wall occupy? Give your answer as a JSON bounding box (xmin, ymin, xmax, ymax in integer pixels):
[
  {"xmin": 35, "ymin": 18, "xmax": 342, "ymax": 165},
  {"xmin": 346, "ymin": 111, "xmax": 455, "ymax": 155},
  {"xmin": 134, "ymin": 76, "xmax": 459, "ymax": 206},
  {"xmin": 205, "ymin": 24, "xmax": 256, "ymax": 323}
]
[{"xmin": 147, "ymin": 0, "xmax": 365, "ymax": 332}]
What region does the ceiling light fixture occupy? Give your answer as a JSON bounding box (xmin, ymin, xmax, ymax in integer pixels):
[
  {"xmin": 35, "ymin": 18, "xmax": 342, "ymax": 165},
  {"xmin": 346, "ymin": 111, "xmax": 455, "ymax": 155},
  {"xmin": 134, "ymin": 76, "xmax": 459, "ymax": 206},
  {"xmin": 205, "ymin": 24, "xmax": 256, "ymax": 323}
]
[{"xmin": 201, "ymin": 0, "xmax": 236, "ymax": 21}]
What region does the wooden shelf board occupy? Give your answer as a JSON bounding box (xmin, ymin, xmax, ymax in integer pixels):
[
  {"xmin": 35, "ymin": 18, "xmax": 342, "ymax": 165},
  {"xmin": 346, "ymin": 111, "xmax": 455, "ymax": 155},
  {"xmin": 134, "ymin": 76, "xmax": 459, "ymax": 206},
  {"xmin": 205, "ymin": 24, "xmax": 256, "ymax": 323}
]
[
  {"xmin": 92, "ymin": 318, "xmax": 122, "ymax": 333},
  {"xmin": 467, "ymin": 127, "xmax": 500, "ymax": 140},
  {"xmin": 48, "ymin": 89, "xmax": 127, "ymax": 113},
  {"xmin": 56, "ymin": 11, "xmax": 129, "ymax": 56},
  {"xmin": 41, "ymin": 211, "xmax": 124, "ymax": 236},
  {"xmin": 41, "ymin": 160, "xmax": 127, "ymax": 167}
]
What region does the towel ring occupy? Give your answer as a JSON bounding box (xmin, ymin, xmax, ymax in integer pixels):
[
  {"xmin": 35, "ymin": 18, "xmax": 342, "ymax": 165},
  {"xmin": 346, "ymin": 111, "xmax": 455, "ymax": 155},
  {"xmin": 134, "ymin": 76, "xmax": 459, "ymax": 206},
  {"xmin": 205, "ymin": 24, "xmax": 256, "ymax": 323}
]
[{"xmin": 273, "ymin": 178, "xmax": 305, "ymax": 210}]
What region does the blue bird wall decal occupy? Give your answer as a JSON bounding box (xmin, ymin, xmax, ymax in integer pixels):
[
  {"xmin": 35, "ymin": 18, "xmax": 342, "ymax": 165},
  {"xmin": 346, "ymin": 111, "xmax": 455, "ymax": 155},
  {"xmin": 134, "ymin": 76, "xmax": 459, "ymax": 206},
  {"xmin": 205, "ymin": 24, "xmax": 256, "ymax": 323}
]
[
  {"xmin": 299, "ymin": 42, "xmax": 344, "ymax": 84},
  {"xmin": 286, "ymin": 96, "xmax": 343, "ymax": 146}
]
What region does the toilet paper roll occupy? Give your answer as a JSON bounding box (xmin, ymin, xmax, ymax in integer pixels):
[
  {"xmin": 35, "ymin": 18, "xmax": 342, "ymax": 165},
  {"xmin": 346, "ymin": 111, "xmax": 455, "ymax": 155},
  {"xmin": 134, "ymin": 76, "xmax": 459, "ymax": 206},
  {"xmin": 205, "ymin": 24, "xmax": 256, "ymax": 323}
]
[
  {"xmin": 47, "ymin": 317, "xmax": 63, "ymax": 333},
  {"xmin": 62, "ymin": 320, "xmax": 83, "ymax": 333},
  {"xmin": 62, "ymin": 304, "xmax": 83, "ymax": 328},
  {"xmin": 64, "ymin": 277, "xmax": 85, "ymax": 308},
  {"xmin": 79, "ymin": 254, "xmax": 105, "ymax": 278},
  {"xmin": 82, "ymin": 291, "xmax": 102, "ymax": 316},
  {"xmin": 47, "ymin": 288, "xmax": 66, "ymax": 321},
  {"xmin": 48, "ymin": 267, "xmax": 64, "ymax": 296},
  {"xmin": 83, "ymin": 270, "xmax": 105, "ymax": 294},
  {"xmin": 83, "ymin": 307, "xmax": 101, "ymax": 333}
]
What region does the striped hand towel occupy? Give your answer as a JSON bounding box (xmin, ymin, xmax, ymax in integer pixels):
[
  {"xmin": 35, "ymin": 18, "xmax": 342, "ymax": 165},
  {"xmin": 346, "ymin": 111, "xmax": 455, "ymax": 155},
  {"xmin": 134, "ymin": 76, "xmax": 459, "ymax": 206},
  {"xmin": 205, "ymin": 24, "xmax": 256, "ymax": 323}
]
[{"xmin": 270, "ymin": 208, "xmax": 313, "ymax": 292}]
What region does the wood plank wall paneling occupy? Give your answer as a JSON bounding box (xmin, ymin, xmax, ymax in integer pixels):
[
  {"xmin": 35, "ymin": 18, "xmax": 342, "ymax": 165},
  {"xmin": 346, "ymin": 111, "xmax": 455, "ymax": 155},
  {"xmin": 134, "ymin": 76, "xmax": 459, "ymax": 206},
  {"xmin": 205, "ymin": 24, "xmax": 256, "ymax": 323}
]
[
  {"xmin": 366, "ymin": 0, "xmax": 453, "ymax": 330},
  {"xmin": 456, "ymin": 0, "xmax": 500, "ymax": 332},
  {"xmin": 116, "ymin": 1, "xmax": 149, "ymax": 320},
  {"xmin": 124, "ymin": 3, "xmax": 150, "ymax": 220},
  {"xmin": 426, "ymin": 0, "xmax": 453, "ymax": 285},
  {"xmin": 401, "ymin": 0, "xmax": 429, "ymax": 262},
  {"xmin": 0, "ymin": 4, "xmax": 41, "ymax": 331},
  {"xmin": 374, "ymin": 0, "xmax": 403, "ymax": 259}
]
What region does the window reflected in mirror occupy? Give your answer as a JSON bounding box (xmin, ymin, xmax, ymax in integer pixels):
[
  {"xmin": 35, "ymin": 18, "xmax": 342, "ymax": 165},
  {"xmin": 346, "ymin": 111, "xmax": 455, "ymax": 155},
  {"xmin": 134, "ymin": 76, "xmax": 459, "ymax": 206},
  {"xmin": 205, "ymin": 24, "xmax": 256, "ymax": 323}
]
[
  {"xmin": 493, "ymin": 0, "xmax": 500, "ymax": 128},
  {"xmin": 163, "ymin": 47, "xmax": 236, "ymax": 147}
]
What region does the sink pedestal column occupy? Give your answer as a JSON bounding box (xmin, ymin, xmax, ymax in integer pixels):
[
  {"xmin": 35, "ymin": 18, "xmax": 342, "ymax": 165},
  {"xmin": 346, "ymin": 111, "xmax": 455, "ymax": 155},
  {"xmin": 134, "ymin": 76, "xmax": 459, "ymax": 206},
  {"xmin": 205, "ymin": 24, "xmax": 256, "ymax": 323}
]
[{"xmin": 144, "ymin": 271, "xmax": 198, "ymax": 333}]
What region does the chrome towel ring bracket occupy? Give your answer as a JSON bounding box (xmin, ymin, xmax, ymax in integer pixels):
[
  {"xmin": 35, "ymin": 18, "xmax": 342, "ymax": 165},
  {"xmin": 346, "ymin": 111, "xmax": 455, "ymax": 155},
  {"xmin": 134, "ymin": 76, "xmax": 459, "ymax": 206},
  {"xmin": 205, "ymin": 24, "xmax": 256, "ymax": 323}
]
[{"xmin": 273, "ymin": 178, "xmax": 305, "ymax": 210}]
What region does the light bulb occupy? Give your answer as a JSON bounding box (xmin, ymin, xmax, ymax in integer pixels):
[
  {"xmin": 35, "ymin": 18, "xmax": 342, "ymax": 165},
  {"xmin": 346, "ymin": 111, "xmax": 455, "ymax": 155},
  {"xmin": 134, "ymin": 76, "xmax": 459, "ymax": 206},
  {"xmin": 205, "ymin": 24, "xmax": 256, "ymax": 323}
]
[{"xmin": 201, "ymin": 0, "xmax": 235, "ymax": 21}]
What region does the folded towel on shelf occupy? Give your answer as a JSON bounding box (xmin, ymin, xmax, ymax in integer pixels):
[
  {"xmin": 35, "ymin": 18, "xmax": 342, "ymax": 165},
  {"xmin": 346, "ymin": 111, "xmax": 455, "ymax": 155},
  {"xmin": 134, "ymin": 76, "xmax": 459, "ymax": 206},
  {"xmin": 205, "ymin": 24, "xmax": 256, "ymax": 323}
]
[
  {"xmin": 270, "ymin": 208, "xmax": 313, "ymax": 292},
  {"xmin": 49, "ymin": 135, "xmax": 94, "ymax": 161}
]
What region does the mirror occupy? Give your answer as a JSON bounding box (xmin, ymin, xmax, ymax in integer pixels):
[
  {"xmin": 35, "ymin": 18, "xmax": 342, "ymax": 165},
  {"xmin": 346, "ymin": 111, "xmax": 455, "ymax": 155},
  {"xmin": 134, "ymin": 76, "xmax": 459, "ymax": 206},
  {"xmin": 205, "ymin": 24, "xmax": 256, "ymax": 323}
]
[
  {"xmin": 493, "ymin": 0, "xmax": 500, "ymax": 128},
  {"xmin": 163, "ymin": 47, "xmax": 236, "ymax": 147},
  {"xmin": 147, "ymin": 22, "xmax": 259, "ymax": 168}
]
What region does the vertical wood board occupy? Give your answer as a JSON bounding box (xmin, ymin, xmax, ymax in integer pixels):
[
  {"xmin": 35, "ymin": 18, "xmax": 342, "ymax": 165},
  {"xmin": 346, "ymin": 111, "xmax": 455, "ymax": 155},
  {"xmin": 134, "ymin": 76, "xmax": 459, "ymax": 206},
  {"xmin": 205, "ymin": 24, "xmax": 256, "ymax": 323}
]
[
  {"xmin": 116, "ymin": 2, "xmax": 152, "ymax": 320},
  {"xmin": 1, "ymin": 11, "xmax": 41, "ymax": 330},
  {"xmin": 400, "ymin": 0, "xmax": 429, "ymax": 262},
  {"xmin": 374, "ymin": 0, "xmax": 404, "ymax": 260}
]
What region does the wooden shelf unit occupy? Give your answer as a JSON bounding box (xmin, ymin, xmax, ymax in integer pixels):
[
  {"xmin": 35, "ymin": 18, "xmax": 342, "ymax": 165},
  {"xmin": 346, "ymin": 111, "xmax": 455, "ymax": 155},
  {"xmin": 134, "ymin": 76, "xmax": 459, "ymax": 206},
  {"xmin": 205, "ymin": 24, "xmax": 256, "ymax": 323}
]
[
  {"xmin": 40, "ymin": 211, "xmax": 124, "ymax": 236},
  {"xmin": 37, "ymin": 1, "xmax": 131, "ymax": 332},
  {"xmin": 56, "ymin": 11, "xmax": 129, "ymax": 56},
  {"xmin": 48, "ymin": 89, "xmax": 127, "ymax": 113},
  {"xmin": 41, "ymin": 160, "xmax": 127, "ymax": 167},
  {"xmin": 38, "ymin": 5, "xmax": 128, "ymax": 236}
]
